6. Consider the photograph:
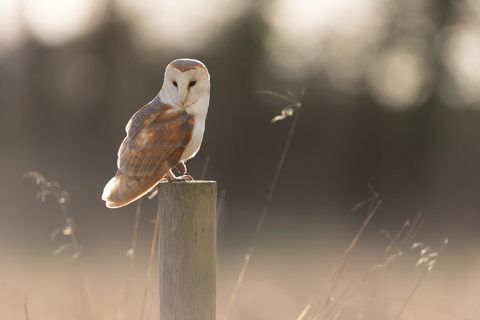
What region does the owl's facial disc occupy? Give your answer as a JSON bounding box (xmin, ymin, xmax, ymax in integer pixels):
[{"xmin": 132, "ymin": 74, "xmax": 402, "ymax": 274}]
[{"xmin": 165, "ymin": 67, "xmax": 208, "ymax": 108}]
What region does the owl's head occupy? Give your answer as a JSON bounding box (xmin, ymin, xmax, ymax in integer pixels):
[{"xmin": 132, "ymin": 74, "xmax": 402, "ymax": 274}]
[{"xmin": 162, "ymin": 59, "xmax": 210, "ymax": 109}]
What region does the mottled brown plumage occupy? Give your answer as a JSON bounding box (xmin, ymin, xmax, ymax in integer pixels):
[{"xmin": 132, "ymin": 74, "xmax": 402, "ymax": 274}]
[{"xmin": 104, "ymin": 97, "xmax": 194, "ymax": 207}]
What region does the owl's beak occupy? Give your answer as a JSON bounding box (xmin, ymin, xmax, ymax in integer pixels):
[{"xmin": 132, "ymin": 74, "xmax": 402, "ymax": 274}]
[{"xmin": 179, "ymin": 86, "xmax": 189, "ymax": 106}]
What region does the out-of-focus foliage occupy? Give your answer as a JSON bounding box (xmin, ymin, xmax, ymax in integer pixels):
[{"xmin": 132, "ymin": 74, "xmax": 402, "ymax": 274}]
[
  {"xmin": 1, "ymin": 0, "xmax": 479, "ymax": 218},
  {"xmin": 1, "ymin": 1, "xmax": 479, "ymax": 319}
]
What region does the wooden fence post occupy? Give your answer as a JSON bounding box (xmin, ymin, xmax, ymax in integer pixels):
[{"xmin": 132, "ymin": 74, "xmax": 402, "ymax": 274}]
[{"xmin": 158, "ymin": 181, "xmax": 217, "ymax": 320}]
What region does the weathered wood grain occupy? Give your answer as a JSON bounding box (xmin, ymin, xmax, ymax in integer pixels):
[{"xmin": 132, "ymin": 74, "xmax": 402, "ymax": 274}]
[{"xmin": 158, "ymin": 181, "xmax": 217, "ymax": 320}]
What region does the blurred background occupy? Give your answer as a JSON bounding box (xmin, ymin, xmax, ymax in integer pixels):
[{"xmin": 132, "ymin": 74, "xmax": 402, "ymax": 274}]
[{"xmin": 1, "ymin": 0, "xmax": 479, "ymax": 319}]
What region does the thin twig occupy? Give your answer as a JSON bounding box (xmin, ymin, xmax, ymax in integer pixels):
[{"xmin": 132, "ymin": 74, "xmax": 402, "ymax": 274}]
[
  {"xmin": 297, "ymin": 196, "xmax": 379, "ymax": 320},
  {"xmin": 81, "ymin": 273, "xmax": 96, "ymax": 320},
  {"xmin": 117, "ymin": 288, "xmax": 124, "ymax": 320},
  {"xmin": 319, "ymin": 281, "xmax": 354, "ymax": 320},
  {"xmin": 24, "ymin": 290, "xmax": 29, "ymax": 320},
  {"xmin": 23, "ymin": 171, "xmax": 81, "ymax": 258},
  {"xmin": 350, "ymin": 194, "xmax": 378, "ymax": 212},
  {"xmin": 286, "ymin": 90, "xmax": 299, "ymax": 101},
  {"xmin": 302, "ymin": 199, "xmax": 381, "ymax": 320},
  {"xmin": 308, "ymin": 195, "xmax": 380, "ymax": 320},
  {"xmin": 353, "ymin": 213, "xmax": 423, "ymax": 320},
  {"xmin": 124, "ymin": 198, "xmax": 142, "ymax": 320},
  {"xmin": 394, "ymin": 238, "xmax": 449, "ymax": 320},
  {"xmin": 254, "ymin": 90, "xmax": 299, "ymax": 104},
  {"xmin": 81, "ymin": 279, "xmax": 85, "ymax": 320},
  {"xmin": 139, "ymin": 199, "xmax": 160, "ymax": 320},
  {"xmin": 216, "ymin": 189, "xmax": 226, "ymax": 221},
  {"xmin": 407, "ymin": 218, "xmax": 425, "ymax": 247},
  {"xmin": 200, "ymin": 156, "xmax": 210, "ymax": 180},
  {"xmin": 334, "ymin": 220, "xmax": 409, "ymax": 320},
  {"xmin": 146, "ymin": 253, "xmax": 160, "ymax": 320},
  {"xmin": 223, "ymin": 89, "xmax": 304, "ymax": 320}
]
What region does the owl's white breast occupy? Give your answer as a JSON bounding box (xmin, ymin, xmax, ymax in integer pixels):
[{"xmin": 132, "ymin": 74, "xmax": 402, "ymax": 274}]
[
  {"xmin": 181, "ymin": 118, "xmax": 204, "ymax": 161},
  {"xmin": 179, "ymin": 89, "xmax": 210, "ymax": 162}
]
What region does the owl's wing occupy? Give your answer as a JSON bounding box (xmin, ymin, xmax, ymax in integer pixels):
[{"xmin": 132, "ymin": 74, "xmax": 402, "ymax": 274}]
[{"xmin": 102, "ymin": 97, "xmax": 194, "ymax": 208}]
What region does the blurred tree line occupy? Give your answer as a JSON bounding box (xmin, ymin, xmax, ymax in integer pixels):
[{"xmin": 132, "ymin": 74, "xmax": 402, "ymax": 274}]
[{"xmin": 1, "ymin": 0, "xmax": 479, "ymax": 238}]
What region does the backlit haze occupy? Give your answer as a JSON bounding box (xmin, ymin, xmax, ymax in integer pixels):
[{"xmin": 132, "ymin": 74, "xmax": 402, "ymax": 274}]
[{"xmin": 1, "ymin": 1, "xmax": 479, "ymax": 319}]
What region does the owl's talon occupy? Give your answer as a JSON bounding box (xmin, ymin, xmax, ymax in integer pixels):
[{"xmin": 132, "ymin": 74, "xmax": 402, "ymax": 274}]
[
  {"xmin": 179, "ymin": 175, "xmax": 194, "ymax": 181},
  {"xmin": 166, "ymin": 170, "xmax": 194, "ymax": 182},
  {"xmin": 167, "ymin": 175, "xmax": 194, "ymax": 182}
]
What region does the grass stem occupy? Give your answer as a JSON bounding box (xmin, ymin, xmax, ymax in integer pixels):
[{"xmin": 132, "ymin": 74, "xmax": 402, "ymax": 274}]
[
  {"xmin": 124, "ymin": 198, "xmax": 142, "ymax": 320},
  {"xmin": 24, "ymin": 290, "xmax": 29, "ymax": 320},
  {"xmin": 200, "ymin": 156, "xmax": 210, "ymax": 180},
  {"xmin": 139, "ymin": 198, "xmax": 160, "ymax": 320},
  {"xmin": 298, "ymin": 196, "xmax": 380, "ymax": 320},
  {"xmin": 223, "ymin": 89, "xmax": 303, "ymax": 320}
]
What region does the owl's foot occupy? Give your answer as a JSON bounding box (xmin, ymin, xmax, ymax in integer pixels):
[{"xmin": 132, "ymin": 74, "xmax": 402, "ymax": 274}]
[
  {"xmin": 166, "ymin": 169, "xmax": 194, "ymax": 182},
  {"xmin": 176, "ymin": 162, "xmax": 187, "ymax": 174}
]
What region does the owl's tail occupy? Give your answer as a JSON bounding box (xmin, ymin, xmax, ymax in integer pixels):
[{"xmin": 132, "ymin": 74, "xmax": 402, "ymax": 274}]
[{"xmin": 101, "ymin": 171, "xmax": 164, "ymax": 208}]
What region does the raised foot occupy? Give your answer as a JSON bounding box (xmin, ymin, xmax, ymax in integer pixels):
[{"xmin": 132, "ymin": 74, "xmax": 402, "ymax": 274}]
[
  {"xmin": 166, "ymin": 169, "xmax": 194, "ymax": 182},
  {"xmin": 176, "ymin": 162, "xmax": 187, "ymax": 174}
]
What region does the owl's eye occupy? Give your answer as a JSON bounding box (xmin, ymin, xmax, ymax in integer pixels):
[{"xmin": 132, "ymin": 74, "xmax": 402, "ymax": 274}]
[
  {"xmin": 189, "ymin": 81, "xmax": 196, "ymax": 87},
  {"xmin": 173, "ymin": 81, "xmax": 178, "ymax": 87}
]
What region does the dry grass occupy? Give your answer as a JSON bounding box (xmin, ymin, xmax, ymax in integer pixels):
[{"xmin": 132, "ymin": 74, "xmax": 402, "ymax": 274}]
[
  {"xmin": 224, "ymin": 88, "xmax": 305, "ymax": 320},
  {"xmin": 122, "ymin": 198, "xmax": 142, "ymax": 320},
  {"xmin": 139, "ymin": 200, "xmax": 160, "ymax": 320},
  {"xmin": 23, "ymin": 290, "xmax": 29, "ymax": 320},
  {"xmin": 23, "ymin": 171, "xmax": 82, "ymax": 259},
  {"xmin": 19, "ymin": 89, "xmax": 451, "ymax": 320},
  {"xmin": 20, "ymin": 172, "xmax": 451, "ymax": 320}
]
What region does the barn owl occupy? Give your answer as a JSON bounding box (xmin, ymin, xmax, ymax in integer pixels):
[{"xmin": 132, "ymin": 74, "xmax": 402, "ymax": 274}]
[{"xmin": 102, "ymin": 59, "xmax": 210, "ymax": 208}]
